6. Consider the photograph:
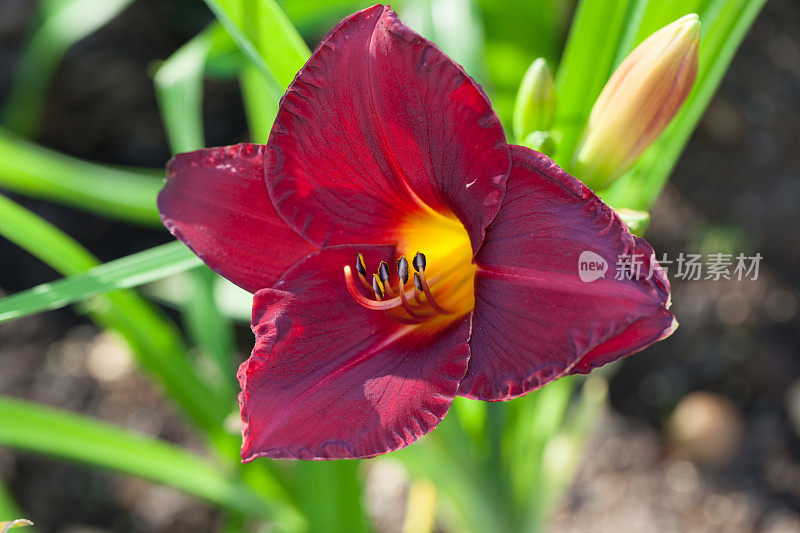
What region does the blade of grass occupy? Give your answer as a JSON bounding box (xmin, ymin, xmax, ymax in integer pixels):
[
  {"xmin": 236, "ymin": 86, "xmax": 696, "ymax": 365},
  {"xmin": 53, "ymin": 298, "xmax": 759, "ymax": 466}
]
[
  {"xmin": 239, "ymin": 63, "xmax": 280, "ymax": 143},
  {"xmin": 295, "ymin": 462, "xmax": 371, "ymax": 533},
  {"xmin": 154, "ymin": 22, "xmax": 240, "ymax": 154},
  {"xmin": 183, "ymin": 266, "xmax": 237, "ymax": 398},
  {"xmin": 396, "ymin": 412, "xmax": 508, "ymax": 533},
  {"xmin": 281, "ymin": 0, "xmax": 370, "ymax": 36},
  {"xmin": 0, "ymin": 194, "xmax": 228, "ymax": 438},
  {"xmin": 142, "ymin": 273, "xmax": 253, "ymax": 324},
  {"xmin": 398, "ymin": 447, "xmax": 506, "ymax": 533},
  {"xmin": 154, "ymin": 25, "xmax": 241, "ymax": 403},
  {"xmin": 625, "ymin": 0, "xmax": 713, "ymax": 53},
  {"xmin": 0, "ymin": 395, "xmax": 304, "ymax": 529},
  {"xmin": 552, "ymin": 0, "xmax": 639, "ymax": 167},
  {"xmin": 203, "ymin": 0, "xmax": 310, "ymax": 89},
  {"xmin": 202, "ymin": 0, "xmax": 310, "ymax": 140},
  {"xmin": 0, "ymin": 241, "xmax": 202, "ymax": 324},
  {"xmin": 1, "ymin": 0, "xmax": 135, "ymax": 137},
  {"xmin": 0, "ymin": 128, "xmax": 161, "ymax": 225},
  {"xmin": 154, "ymin": 27, "xmax": 213, "ymax": 154},
  {"xmin": 530, "ymin": 377, "xmax": 608, "ymax": 528},
  {"xmin": 506, "ymin": 377, "xmax": 575, "ymax": 520}
]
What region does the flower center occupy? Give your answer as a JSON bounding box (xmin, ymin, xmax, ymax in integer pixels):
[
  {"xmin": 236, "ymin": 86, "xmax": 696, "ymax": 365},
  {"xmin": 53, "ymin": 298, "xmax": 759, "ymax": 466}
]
[{"xmin": 343, "ymin": 210, "xmax": 475, "ymax": 329}]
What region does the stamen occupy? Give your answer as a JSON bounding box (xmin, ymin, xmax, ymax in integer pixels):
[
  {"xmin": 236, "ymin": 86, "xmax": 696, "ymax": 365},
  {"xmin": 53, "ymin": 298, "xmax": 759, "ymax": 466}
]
[
  {"xmin": 372, "ymin": 274, "xmax": 384, "ymax": 300},
  {"xmin": 398, "ymin": 285, "xmax": 428, "ymax": 318},
  {"xmin": 412, "ymin": 251, "xmax": 426, "ymax": 272},
  {"xmin": 344, "ymin": 249, "xmax": 461, "ymax": 322},
  {"xmin": 416, "ymin": 270, "xmax": 452, "ymax": 315},
  {"xmin": 397, "ymin": 256, "xmax": 409, "ymax": 285},
  {"xmin": 356, "ymin": 253, "xmax": 367, "ymax": 277},
  {"xmin": 413, "ymin": 273, "xmax": 424, "ymax": 304},
  {"xmin": 378, "ymin": 261, "xmax": 391, "ymax": 283},
  {"xmin": 378, "ymin": 261, "xmax": 395, "ymax": 297},
  {"xmin": 355, "ymin": 253, "xmax": 372, "ymax": 291},
  {"xmin": 344, "ymin": 266, "xmax": 418, "ymax": 311},
  {"xmin": 398, "ymin": 263, "xmax": 428, "ymax": 319}
]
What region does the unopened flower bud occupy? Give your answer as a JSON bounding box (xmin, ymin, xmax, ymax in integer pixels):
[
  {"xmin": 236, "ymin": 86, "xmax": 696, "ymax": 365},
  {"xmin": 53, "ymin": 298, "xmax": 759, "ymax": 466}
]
[
  {"xmin": 513, "ymin": 58, "xmax": 556, "ymax": 142},
  {"xmin": 573, "ymin": 14, "xmax": 701, "ymax": 189}
]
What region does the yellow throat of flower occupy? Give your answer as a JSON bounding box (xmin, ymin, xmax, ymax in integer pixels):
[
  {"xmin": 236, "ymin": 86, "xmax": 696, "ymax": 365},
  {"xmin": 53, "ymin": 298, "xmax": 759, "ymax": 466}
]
[{"xmin": 344, "ymin": 208, "xmax": 476, "ymax": 330}]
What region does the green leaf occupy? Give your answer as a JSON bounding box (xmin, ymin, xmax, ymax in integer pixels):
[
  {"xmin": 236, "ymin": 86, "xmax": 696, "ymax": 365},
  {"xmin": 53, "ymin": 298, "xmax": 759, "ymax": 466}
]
[
  {"xmin": 1, "ymin": 0, "xmax": 135, "ymax": 137},
  {"xmin": 154, "ymin": 28, "xmax": 212, "ymax": 153},
  {"xmin": 203, "ymin": 0, "xmax": 310, "ymax": 89},
  {"xmin": 533, "ymin": 377, "xmax": 608, "ymax": 525},
  {"xmin": 183, "ymin": 267, "xmax": 238, "ymax": 398},
  {"xmin": 482, "ymin": 0, "xmax": 574, "ymax": 126},
  {"xmin": 154, "ymin": 22, "xmax": 240, "ymax": 153},
  {"xmin": 0, "ymin": 194, "xmax": 228, "ymax": 438},
  {"xmin": 397, "ymin": 409, "xmax": 509, "ymax": 533},
  {"xmin": 616, "ymin": 208, "xmax": 650, "ymax": 236},
  {"xmin": 295, "ymin": 462, "xmax": 372, "ymax": 533},
  {"xmin": 505, "ymin": 377, "xmax": 575, "ymax": 523},
  {"xmin": 143, "ymin": 273, "xmax": 253, "ymax": 324},
  {"xmin": 552, "ymin": 0, "xmax": 639, "ymax": 167},
  {"xmin": 155, "ymin": 24, "xmax": 241, "ymax": 399},
  {"xmin": 280, "ymin": 0, "xmax": 370, "ymax": 36},
  {"xmin": 202, "ymin": 0, "xmax": 311, "ymax": 141},
  {"xmin": 239, "ymin": 62, "xmax": 280, "ymax": 143},
  {"xmin": 0, "ymin": 242, "xmax": 202, "ymax": 324},
  {"xmin": 0, "ymin": 128, "xmax": 161, "ymax": 225},
  {"xmin": 0, "ymin": 395, "xmax": 303, "ymax": 529}
]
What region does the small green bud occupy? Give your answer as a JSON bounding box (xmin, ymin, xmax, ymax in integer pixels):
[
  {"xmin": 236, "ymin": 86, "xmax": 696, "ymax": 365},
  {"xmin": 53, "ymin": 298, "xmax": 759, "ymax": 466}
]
[
  {"xmin": 615, "ymin": 208, "xmax": 650, "ymax": 236},
  {"xmin": 513, "ymin": 58, "xmax": 556, "ymax": 142},
  {"xmin": 522, "ymin": 131, "xmax": 556, "ymax": 156}
]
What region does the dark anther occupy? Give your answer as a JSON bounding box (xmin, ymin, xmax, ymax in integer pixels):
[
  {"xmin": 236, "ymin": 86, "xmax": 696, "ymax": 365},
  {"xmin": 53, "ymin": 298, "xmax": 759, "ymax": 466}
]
[
  {"xmin": 413, "ymin": 272, "xmax": 423, "ymax": 292},
  {"xmin": 412, "ymin": 252, "xmax": 426, "ymax": 272},
  {"xmin": 397, "ymin": 256, "xmax": 409, "ymax": 285},
  {"xmin": 356, "ymin": 253, "xmax": 367, "ymax": 277},
  {"xmin": 378, "ymin": 261, "xmax": 391, "ymax": 283},
  {"xmin": 372, "ymin": 274, "xmax": 384, "ymax": 299}
]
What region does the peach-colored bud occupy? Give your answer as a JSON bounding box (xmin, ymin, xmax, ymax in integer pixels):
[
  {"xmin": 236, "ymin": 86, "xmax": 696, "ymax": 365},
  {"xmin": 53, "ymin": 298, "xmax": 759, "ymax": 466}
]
[{"xmin": 573, "ymin": 14, "xmax": 700, "ymax": 189}]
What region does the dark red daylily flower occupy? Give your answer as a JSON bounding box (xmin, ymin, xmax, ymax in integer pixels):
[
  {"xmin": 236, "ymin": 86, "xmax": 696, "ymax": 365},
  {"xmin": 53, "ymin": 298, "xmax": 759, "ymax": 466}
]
[{"xmin": 158, "ymin": 5, "xmax": 676, "ymax": 461}]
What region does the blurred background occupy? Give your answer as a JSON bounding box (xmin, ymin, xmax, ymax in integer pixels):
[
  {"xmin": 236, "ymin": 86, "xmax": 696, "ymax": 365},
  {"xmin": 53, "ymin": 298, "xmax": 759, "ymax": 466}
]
[{"xmin": 0, "ymin": 0, "xmax": 798, "ymax": 531}]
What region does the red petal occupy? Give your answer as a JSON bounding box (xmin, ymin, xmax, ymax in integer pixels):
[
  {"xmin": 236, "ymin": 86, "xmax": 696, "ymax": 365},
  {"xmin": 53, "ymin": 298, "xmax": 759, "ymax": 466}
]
[
  {"xmin": 158, "ymin": 144, "xmax": 317, "ymax": 293},
  {"xmin": 238, "ymin": 246, "xmax": 470, "ymax": 460},
  {"xmin": 460, "ymin": 146, "xmax": 675, "ymax": 401},
  {"xmin": 573, "ymin": 307, "xmax": 677, "ymax": 373},
  {"xmin": 265, "ymin": 5, "xmax": 509, "ymax": 252}
]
